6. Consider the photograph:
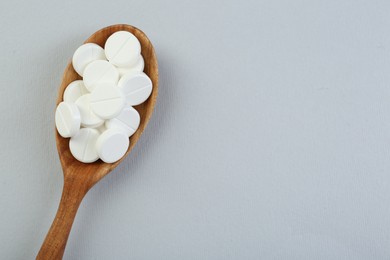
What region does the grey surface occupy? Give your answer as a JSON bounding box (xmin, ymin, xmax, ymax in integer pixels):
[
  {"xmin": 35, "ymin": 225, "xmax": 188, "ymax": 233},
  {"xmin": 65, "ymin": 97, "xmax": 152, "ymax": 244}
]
[{"xmin": 1, "ymin": 0, "xmax": 390, "ymax": 259}]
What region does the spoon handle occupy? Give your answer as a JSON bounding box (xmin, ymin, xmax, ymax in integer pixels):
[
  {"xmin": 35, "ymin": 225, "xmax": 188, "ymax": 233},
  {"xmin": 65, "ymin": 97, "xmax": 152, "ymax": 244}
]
[{"xmin": 36, "ymin": 175, "xmax": 91, "ymax": 260}]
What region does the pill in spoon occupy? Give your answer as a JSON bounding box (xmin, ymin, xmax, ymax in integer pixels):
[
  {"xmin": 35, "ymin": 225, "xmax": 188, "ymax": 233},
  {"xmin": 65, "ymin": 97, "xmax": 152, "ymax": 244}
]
[{"xmin": 56, "ymin": 29, "xmax": 153, "ymax": 164}]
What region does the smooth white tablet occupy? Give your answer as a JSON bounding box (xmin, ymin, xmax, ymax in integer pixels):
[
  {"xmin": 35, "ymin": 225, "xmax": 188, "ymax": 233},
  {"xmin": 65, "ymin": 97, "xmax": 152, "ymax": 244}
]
[
  {"xmin": 83, "ymin": 60, "xmax": 119, "ymax": 92},
  {"xmin": 105, "ymin": 106, "xmax": 140, "ymax": 137},
  {"xmin": 118, "ymin": 72, "xmax": 152, "ymax": 106},
  {"xmin": 72, "ymin": 43, "xmax": 106, "ymax": 76},
  {"xmin": 69, "ymin": 128, "xmax": 100, "ymax": 163},
  {"xmin": 55, "ymin": 102, "xmax": 81, "ymax": 138},
  {"xmin": 117, "ymin": 55, "xmax": 144, "ymax": 77},
  {"xmin": 75, "ymin": 94, "xmax": 104, "ymax": 127},
  {"xmin": 105, "ymin": 31, "xmax": 141, "ymax": 67},
  {"xmin": 63, "ymin": 80, "xmax": 89, "ymax": 103},
  {"xmin": 96, "ymin": 128, "xmax": 129, "ymax": 163},
  {"xmin": 90, "ymin": 83, "xmax": 125, "ymax": 119}
]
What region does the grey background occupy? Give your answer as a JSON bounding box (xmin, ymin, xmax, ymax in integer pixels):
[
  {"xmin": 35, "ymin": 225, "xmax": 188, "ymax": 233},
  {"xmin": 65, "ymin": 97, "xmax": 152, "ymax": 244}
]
[{"xmin": 1, "ymin": 0, "xmax": 390, "ymax": 259}]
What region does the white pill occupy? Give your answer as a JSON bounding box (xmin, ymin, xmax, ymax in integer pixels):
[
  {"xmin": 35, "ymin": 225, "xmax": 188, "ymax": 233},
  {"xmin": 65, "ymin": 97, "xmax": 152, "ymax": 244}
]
[
  {"xmin": 83, "ymin": 60, "xmax": 119, "ymax": 92},
  {"xmin": 72, "ymin": 43, "xmax": 106, "ymax": 76},
  {"xmin": 69, "ymin": 128, "xmax": 100, "ymax": 163},
  {"xmin": 63, "ymin": 80, "xmax": 89, "ymax": 103},
  {"xmin": 55, "ymin": 102, "xmax": 81, "ymax": 138},
  {"xmin": 118, "ymin": 72, "xmax": 153, "ymax": 106},
  {"xmin": 90, "ymin": 83, "xmax": 125, "ymax": 119},
  {"xmin": 105, "ymin": 106, "xmax": 140, "ymax": 137},
  {"xmin": 105, "ymin": 31, "xmax": 141, "ymax": 67},
  {"xmin": 117, "ymin": 55, "xmax": 144, "ymax": 77},
  {"xmin": 75, "ymin": 94, "xmax": 104, "ymax": 127},
  {"xmin": 96, "ymin": 128, "xmax": 129, "ymax": 163}
]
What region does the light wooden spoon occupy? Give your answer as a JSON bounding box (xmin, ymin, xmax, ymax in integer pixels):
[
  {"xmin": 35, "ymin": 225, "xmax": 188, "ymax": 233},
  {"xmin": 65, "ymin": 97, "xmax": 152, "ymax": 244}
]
[{"xmin": 36, "ymin": 24, "xmax": 158, "ymax": 260}]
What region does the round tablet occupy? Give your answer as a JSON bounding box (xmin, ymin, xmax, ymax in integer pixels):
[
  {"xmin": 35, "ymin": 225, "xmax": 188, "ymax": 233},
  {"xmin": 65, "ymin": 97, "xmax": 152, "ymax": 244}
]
[
  {"xmin": 83, "ymin": 60, "xmax": 119, "ymax": 92},
  {"xmin": 90, "ymin": 83, "xmax": 125, "ymax": 119},
  {"xmin": 96, "ymin": 128, "xmax": 129, "ymax": 163},
  {"xmin": 117, "ymin": 55, "xmax": 144, "ymax": 77},
  {"xmin": 55, "ymin": 102, "xmax": 81, "ymax": 138},
  {"xmin": 75, "ymin": 94, "xmax": 104, "ymax": 127},
  {"xmin": 105, "ymin": 31, "xmax": 141, "ymax": 67},
  {"xmin": 63, "ymin": 80, "xmax": 89, "ymax": 103},
  {"xmin": 72, "ymin": 43, "xmax": 106, "ymax": 76},
  {"xmin": 105, "ymin": 106, "xmax": 140, "ymax": 137},
  {"xmin": 69, "ymin": 128, "xmax": 100, "ymax": 163},
  {"xmin": 118, "ymin": 72, "xmax": 153, "ymax": 106}
]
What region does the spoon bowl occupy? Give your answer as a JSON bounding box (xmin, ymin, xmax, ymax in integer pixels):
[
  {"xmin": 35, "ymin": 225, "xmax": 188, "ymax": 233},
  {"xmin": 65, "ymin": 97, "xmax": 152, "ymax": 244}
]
[{"xmin": 36, "ymin": 24, "xmax": 158, "ymax": 260}]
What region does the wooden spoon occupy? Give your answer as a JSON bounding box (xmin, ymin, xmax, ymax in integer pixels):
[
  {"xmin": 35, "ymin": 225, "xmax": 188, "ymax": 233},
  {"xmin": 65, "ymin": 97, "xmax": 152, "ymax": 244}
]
[{"xmin": 36, "ymin": 24, "xmax": 158, "ymax": 260}]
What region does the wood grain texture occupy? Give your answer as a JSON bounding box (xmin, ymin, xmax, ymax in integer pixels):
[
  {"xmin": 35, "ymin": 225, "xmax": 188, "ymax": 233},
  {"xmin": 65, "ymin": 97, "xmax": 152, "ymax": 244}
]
[{"xmin": 36, "ymin": 24, "xmax": 158, "ymax": 260}]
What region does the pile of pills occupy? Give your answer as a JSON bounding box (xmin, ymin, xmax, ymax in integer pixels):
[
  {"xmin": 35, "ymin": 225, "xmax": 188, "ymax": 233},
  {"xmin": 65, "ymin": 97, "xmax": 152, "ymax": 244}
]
[{"xmin": 55, "ymin": 31, "xmax": 153, "ymax": 163}]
